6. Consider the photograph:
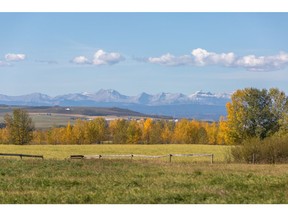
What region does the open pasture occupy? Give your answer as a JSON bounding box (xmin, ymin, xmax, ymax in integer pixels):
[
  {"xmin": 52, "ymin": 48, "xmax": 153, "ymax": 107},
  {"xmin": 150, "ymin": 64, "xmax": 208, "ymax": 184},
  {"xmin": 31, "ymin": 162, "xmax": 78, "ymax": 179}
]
[
  {"xmin": 0, "ymin": 144, "xmax": 287, "ymax": 204},
  {"xmin": 0, "ymin": 144, "xmax": 229, "ymax": 162},
  {"xmin": 0, "ymin": 159, "xmax": 287, "ymax": 204}
]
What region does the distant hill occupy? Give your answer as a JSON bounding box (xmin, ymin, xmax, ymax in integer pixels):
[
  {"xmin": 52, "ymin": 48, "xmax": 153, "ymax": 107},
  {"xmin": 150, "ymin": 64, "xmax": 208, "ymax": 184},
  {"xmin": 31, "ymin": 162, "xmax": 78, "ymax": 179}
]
[
  {"xmin": 0, "ymin": 105, "xmax": 165, "ymax": 118},
  {"xmin": 0, "ymin": 89, "xmax": 232, "ymax": 120}
]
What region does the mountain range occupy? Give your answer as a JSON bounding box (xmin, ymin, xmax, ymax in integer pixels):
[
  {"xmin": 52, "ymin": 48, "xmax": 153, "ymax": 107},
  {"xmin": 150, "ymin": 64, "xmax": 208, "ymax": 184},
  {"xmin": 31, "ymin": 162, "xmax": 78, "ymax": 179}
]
[{"xmin": 0, "ymin": 89, "xmax": 232, "ymax": 120}]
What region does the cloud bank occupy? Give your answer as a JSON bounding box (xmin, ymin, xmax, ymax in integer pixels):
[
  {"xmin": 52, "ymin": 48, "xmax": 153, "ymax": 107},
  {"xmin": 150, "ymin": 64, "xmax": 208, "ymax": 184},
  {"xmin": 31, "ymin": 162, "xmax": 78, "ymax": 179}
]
[
  {"xmin": 147, "ymin": 48, "xmax": 288, "ymax": 72},
  {"xmin": 2, "ymin": 49, "xmax": 288, "ymax": 72},
  {"xmin": 72, "ymin": 49, "xmax": 125, "ymax": 66}
]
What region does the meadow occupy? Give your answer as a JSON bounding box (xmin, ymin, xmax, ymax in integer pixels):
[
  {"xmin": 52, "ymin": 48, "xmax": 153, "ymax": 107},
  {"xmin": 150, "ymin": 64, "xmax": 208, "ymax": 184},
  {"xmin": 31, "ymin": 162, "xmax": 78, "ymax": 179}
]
[
  {"xmin": 0, "ymin": 144, "xmax": 288, "ymax": 204},
  {"xmin": 0, "ymin": 144, "xmax": 229, "ymax": 160}
]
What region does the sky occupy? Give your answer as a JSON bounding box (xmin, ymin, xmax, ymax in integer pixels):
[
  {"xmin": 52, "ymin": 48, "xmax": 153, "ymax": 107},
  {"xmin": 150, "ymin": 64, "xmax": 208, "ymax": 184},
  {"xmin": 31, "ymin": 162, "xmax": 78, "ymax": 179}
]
[{"xmin": 1, "ymin": 12, "xmax": 288, "ymax": 96}]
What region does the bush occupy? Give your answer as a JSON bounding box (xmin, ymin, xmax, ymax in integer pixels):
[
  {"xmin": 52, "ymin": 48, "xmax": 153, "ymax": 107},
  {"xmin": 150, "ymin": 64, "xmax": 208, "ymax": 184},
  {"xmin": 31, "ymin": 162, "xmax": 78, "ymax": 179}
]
[{"xmin": 230, "ymin": 136, "xmax": 288, "ymax": 164}]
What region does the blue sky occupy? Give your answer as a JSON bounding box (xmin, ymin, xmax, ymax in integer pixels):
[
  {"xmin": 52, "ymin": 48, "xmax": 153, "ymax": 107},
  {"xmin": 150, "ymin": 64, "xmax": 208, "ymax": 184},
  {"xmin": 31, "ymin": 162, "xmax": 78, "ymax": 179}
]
[{"xmin": 1, "ymin": 13, "xmax": 288, "ymax": 96}]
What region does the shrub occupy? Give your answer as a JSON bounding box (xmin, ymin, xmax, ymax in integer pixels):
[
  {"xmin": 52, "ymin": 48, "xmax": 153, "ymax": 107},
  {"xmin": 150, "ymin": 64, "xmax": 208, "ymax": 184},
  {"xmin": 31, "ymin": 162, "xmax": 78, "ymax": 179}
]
[{"xmin": 230, "ymin": 136, "xmax": 288, "ymax": 164}]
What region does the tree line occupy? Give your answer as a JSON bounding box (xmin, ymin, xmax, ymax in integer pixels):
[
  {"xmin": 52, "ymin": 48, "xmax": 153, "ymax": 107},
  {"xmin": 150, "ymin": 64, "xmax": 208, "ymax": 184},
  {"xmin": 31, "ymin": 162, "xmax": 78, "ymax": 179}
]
[
  {"xmin": 0, "ymin": 87, "xmax": 287, "ymax": 147},
  {"xmin": 0, "ymin": 115, "xmax": 227, "ymax": 145}
]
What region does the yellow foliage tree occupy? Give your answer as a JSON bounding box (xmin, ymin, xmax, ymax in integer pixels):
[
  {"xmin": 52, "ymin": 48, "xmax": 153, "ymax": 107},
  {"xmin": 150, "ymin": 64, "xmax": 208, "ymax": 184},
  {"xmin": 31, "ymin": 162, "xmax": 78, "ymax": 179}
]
[
  {"xmin": 109, "ymin": 119, "xmax": 128, "ymax": 144},
  {"xmin": 64, "ymin": 121, "xmax": 73, "ymax": 144},
  {"xmin": 161, "ymin": 121, "xmax": 173, "ymax": 144},
  {"xmin": 142, "ymin": 118, "xmax": 153, "ymax": 144},
  {"xmin": 217, "ymin": 116, "xmax": 229, "ymax": 144},
  {"xmin": 205, "ymin": 122, "xmax": 218, "ymax": 145},
  {"xmin": 0, "ymin": 128, "xmax": 9, "ymax": 144},
  {"xmin": 173, "ymin": 119, "xmax": 191, "ymax": 143},
  {"xmin": 127, "ymin": 120, "xmax": 142, "ymax": 144}
]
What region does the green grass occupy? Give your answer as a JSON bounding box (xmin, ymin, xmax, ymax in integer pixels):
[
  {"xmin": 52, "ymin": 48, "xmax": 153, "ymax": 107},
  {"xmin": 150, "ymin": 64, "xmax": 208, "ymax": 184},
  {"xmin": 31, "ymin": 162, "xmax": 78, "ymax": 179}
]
[
  {"xmin": 0, "ymin": 159, "xmax": 287, "ymax": 204},
  {"xmin": 0, "ymin": 144, "xmax": 287, "ymax": 204}
]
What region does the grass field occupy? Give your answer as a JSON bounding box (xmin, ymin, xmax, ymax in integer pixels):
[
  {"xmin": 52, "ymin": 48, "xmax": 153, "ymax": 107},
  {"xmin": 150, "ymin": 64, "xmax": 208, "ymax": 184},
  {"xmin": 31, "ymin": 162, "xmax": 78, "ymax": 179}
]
[
  {"xmin": 0, "ymin": 144, "xmax": 229, "ymax": 161},
  {"xmin": 0, "ymin": 144, "xmax": 287, "ymax": 204},
  {"xmin": 0, "ymin": 113, "xmax": 83, "ymax": 129}
]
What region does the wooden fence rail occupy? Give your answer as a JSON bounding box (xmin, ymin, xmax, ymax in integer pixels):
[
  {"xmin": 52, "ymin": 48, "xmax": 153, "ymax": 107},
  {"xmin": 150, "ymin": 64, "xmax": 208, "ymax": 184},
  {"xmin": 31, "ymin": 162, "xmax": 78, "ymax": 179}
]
[
  {"xmin": 70, "ymin": 153, "xmax": 214, "ymax": 164},
  {"xmin": 0, "ymin": 153, "xmax": 44, "ymax": 160}
]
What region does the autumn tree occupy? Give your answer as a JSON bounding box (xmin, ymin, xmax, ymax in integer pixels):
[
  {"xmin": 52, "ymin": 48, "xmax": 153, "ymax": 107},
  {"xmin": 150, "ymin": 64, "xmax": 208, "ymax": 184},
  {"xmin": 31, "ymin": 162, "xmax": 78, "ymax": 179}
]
[
  {"xmin": 47, "ymin": 127, "xmax": 66, "ymax": 144},
  {"xmin": 72, "ymin": 119, "xmax": 86, "ymax": 144},
  {"xmin": 217, "ymin": 116, "xmax": 229, "ymax": 144},
  {"xmin": 142, "ymin": 118, "xmax": 153, "ymax": 144},
  {"xmin": 109, "ymin": 119, "xmax": 129, "ymax": 144},
  {"xmin": 205, "ymin": 122, "xmax": 218, "ymax": 144},
  {"xmin": 149, "ymin": 120, "xmax": 164, "ymax": 144},
  {"xmin": 198, "ymin": 125, "xmax": 209, "ymax": 144},
  {"xmin": 173, "ymin": 119, "xmax": 196, "ymax": 143},
  {"xmin": 0, "ymin": 128, "xmax": 9, "ymax": 144},
  {"xmin": 32, "ymin": 130, "xmax": 47, "ymax": 144},
  {"xmin": 4, "ymin": 109, "xmax": 35, "ymax": 145},
  {"xmin": 85, "ymin": 118, "xmax": 108, "ymax": 144},
  {"xmin": 189, "ymin": 120, "xmax": 201, "ymax": 144},
  {"xmin": 126, "ymin": 120, "xmax": 142, "ymax": 144},
  {"xmin": 161, "ymin": 120, "xmax": 174, "ymax": 144},
  {"xmin": 64, "ymin": 121, "xmax": 73, "ymax": 144}
]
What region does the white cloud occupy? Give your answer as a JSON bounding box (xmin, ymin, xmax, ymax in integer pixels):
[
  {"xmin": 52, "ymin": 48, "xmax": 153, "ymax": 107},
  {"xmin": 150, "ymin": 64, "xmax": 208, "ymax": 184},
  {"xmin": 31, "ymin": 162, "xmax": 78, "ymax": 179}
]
[
  {"xmin": 5, "ymin": 53, "xmax": 26, "ymax": 61},
  {"xmin": 147, "ymin": 48, "xmax": 288, "ymax": 72},
  {"xmin": 147, "ymin": 48, "xmax": 236, "ymax": 67},
  {"xmin": 72, "ymin": 56, "xmax": 91, "ymax": 64},
  {"xmin": 191, "ymin": 48, "xmax": 236, "ymax": 66},
  {"xmin": 147, "ymin": 53, "xmax": 192, "ymax": 66},
  {"xmin": 92, "ymin": 49, "xmax": 125, "ymax": 65},
  {"xmin": 235, "ymin": 52, "xmax": 288, "ymax": 71},
  {"xmin": 72, "ymin": 49, "xmax": 125, "ymax": 66}
]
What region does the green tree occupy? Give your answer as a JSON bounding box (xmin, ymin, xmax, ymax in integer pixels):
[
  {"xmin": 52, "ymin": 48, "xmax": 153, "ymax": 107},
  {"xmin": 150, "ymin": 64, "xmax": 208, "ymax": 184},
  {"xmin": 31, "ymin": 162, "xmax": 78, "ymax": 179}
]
[
  {"xmin": 85, "ymin": 118, "xmax": 108, "ymax": 144},
  {"xmin": 149, "ymin": 121, "xmax": 164, "ymax": 144},
  {"xmin": 226, "ymin": 88, "xmax": 287, "ymax": 144},
  {"xmin": 4, "ymin": 109, "xmax": 35, "ymax": 145},
  {"xmin": 268, "ymin": 88, "xmax": 288, "ymax": 136},
  {"xmin": 109, "ymin": 119, "xmax": 129, "ymax": 144}
]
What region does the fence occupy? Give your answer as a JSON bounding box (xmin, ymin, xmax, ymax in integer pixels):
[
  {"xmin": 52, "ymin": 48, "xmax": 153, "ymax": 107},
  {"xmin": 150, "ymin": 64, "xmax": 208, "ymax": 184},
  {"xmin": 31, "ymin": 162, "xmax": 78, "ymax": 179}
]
[
  {"xmin": 0, "ymin": 152, "xmax": 213, "ymax": 163},
  {"xmin": 0, "ymin": 153, "xmax": 44, "ymax": 160},
  {"xmin": 70, "ymin": 153, "xmax": 214, "ymax": 164}
]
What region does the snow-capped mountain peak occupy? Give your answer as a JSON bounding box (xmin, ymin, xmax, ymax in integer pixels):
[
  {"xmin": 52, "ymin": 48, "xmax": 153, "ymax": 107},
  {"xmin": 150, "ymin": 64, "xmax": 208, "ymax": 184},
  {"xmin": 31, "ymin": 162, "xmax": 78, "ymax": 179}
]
[
  {"xmin": 0, "ymin": 89, "xmax": 232, "ymax": 120},
  {"xmin": 0, "ymin": 89, "xmax": 231, "ymax": 106}
]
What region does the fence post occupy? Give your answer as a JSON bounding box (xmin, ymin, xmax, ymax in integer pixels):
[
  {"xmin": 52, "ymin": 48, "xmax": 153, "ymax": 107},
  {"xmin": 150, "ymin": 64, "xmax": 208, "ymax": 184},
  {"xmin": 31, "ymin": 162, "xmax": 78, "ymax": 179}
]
[
  {"xmin": 169, "ymin": 154, "xmax": 172, "ymax": 163},
  {"xmin": 211, "ymin": 154, "xmax": 214, "ymax": 164},
  {"xmin": 252, "ymin": 153, "xmax": 255, "ymax": 164}
]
